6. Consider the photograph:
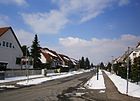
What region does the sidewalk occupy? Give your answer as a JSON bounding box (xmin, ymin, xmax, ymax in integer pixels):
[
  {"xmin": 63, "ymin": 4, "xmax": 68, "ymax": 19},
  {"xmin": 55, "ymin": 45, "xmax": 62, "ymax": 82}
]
[{"xmin": 102, "ymin": 71, "xmax": 140, "ymax": 101}]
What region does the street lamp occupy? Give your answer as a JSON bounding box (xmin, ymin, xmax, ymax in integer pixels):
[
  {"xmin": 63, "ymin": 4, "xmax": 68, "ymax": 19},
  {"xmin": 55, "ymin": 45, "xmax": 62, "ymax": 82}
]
[
  {"xmin": 126, "ymin": 47, "xmax": 130, "ymax": 94},
  {"xmin": 111, "ymin": 56, "xmax": 114, "ymax": 73},
  {"xmin": 26, "ymin": 46, "xmax": 30, "ymax": 83}
]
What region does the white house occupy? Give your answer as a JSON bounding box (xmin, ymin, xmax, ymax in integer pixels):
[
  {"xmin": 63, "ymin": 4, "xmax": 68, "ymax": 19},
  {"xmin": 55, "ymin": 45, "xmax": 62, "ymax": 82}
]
[
  {"xmin": 0, "ymin": 27, "xmax": 23, "ymax": 70},
  {"xmin": 129, "ymin": 42, "xmax": 140, "ymax": 63}
]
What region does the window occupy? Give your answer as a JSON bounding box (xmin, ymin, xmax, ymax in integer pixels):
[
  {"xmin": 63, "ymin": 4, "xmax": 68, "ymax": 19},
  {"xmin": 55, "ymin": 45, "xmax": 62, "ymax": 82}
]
[
  {"xmin": 133, "ymin": 53, "xmax": 136, "ymax": 56},
  {"xmin": 9, "ymin": 43, "xmax": 12, "ymax": 48},
  {"xmin": 13, "ymin": 45, "xmax": 15, "ymax": 48},
  {"xmin": 16, "ymin": 58, "xmax": 21, "ymax": 64},
  {"xmin": 6, "ymin": 42, "xmax": 9, "ymax": 47},
  {"xmin": 3, "ymin": 41, "xmax": 5, "ymax": 46},
  {"xmin": 0, "ymin": 42, "xmax": 1, "ymax": 46},
  {"xmin": 0, "ymin": 62, "xmax": 8, "ymax": 71}
]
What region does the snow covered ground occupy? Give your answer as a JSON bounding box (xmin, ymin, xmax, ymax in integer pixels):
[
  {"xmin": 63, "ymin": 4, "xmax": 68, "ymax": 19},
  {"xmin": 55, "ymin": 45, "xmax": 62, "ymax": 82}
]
[
  {"xmin": 84, "ymin": 70, "xmax": 106, "ymax": 89},
  {"xmin": 104, "ymin": 70, "xmax": 140, "ymax": 98},
  {"xmin": 16, "ymin": 69, "xmax": 92, "ymax": 86},
  {"xmin": 0, "ymin": 69, "xmax": 92, "ymax": 84},
  {"xmin": 0, "ymin": 75, "xmax": 44, "ymax": 83}
]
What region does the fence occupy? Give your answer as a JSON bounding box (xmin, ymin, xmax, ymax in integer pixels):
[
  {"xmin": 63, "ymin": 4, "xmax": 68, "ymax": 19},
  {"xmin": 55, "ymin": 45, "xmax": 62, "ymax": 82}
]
[{"xmin": 5, "ymin": 69, "xmax": 42, "ymax": 78}]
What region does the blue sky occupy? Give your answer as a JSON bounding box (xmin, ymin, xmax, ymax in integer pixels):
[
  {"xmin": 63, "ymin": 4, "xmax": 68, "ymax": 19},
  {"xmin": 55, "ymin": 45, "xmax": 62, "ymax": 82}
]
[{"xmin": 0, "ymin": 0, "xmax": 140, "ymax": 64}]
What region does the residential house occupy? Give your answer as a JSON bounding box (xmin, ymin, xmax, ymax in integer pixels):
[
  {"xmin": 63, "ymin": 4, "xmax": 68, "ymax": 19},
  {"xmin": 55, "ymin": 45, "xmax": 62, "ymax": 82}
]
[
  {"xmin": 113, "ymin": 42, "xmax": 140, "ymax": 65},
  {"xmin": 129, "ymin": 42, "xmax": 140, "ymax": 64},
  {"xmin": 0, "ymin": 27, "xmax": 23, "ymax": 70},
  {"xmin": 58, "ymin": 54, "xmax": 73, "ymax": 67},
  {"xmin": 40, "ymin": 47, "xmax": 78, "ymax": 70},
  {"xmin": 40, "ymin": 48, "xmax": 63, "ymax": 68}
]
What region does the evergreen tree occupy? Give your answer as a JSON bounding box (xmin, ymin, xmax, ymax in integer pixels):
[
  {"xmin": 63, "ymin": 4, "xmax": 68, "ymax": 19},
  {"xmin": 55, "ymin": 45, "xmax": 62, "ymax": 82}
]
[
  {"xmin": 107, "ymin": 62, "xmax": 112, "ymax": 72},
  {"xmin": 131, "ymin": 56, "xmax": 140, "ymax": 83},
  {"xmin": 85, "ymin": 57, "xmax": 90, "ymax": 69},
  {"xmin": 79, "ymin": 57, "xmax": 85, "ymax": 69},
  {"xmin": 31, "ymin": 34, "xmax": 41, "ymax": 69},
  {"xmin": 82, "ymin": 57, "xmax": 85, "ymax": 68},
  {"xmin": 113, "ymin": 63, "xmax": 119, "ymax": 75},
  {"xmin": 100, "ymin": 62, "xmax": 105, "ymax": 69},
  {"xmin": 21, "ymin": 45, "xmax": 30, "ymax": 56},
  {"xmin": 91, "ymin": 63, "xmax": 94, "ymax": 68}
]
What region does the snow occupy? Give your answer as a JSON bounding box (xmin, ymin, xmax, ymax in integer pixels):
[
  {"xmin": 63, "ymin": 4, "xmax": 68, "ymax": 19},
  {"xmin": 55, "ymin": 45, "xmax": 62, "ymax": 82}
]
[
  {"xmin": 104, "ymin": 70, "xmax": 140, "ymax": 98},
  {"xmin": 40, "ymin": 53, "xmax": 46, "ymax": 63},
  {"xmin": 84, "ymin": 70, "xmax": 106, "ymax": 89},
  {"xmin": 63, "ymin": 56, "xmax": 70, "ymax": 61},
  {"xmin": 16, "ymin": 69, "xmax": 93, "ymax": 86},
  {"xmin": 99, "ymin": 90, "xmax": 105, "ymax": 93},
  {"xmin": 45, "ymin": 50, "xmax": 57, "ymax": 57},
  {"xmin": 75, "ymin": 92, "xmax": 85, "ymax": 96},
  {"xmin": 0, "ymin": 85, "xmax": 18, "ymax": 88},
  {"xmin": 0, "ymin": 75, "xmax": 43, "ymax": 83}
]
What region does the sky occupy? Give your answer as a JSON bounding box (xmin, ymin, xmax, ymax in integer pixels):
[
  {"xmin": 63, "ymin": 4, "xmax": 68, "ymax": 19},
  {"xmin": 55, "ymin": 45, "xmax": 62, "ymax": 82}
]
[{"xmin": 0, "ymin": 0, "xmax": 140, "ymax": 64}]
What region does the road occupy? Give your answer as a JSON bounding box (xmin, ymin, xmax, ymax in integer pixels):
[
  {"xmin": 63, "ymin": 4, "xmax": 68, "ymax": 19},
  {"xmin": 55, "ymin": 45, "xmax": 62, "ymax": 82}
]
[{"xmin": 0, "ymin": 71, "xmax": 94, "ymax": 101}]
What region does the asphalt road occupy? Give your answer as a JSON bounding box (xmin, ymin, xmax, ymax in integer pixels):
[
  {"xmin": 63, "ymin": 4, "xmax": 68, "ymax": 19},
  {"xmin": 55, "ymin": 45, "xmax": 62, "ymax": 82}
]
[{"xmin": 0, "ymin": 71, "xmax": 94, "ymax": 101}]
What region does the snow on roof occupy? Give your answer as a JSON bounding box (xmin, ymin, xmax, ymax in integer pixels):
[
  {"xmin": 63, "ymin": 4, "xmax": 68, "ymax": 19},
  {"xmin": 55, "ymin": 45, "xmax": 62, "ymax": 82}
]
[
  {"xmin": 41, "ymin": 48, "xmax": 57, "ymax": 57},
  {"xmin": 70, "ymin": 58, "xmax": 78, "ymax": 65},
  {"xmin": 44, "ymin": 49, "xmax": 57, "ymax": 57},
  {"xmin": 63, "ymin": 56, "xmax": 70, "ymax": 61}
]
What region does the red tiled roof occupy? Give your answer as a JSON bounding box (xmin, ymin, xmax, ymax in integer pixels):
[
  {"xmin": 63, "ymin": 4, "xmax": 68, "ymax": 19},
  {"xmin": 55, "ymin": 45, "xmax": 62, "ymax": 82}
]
[
  {"xmin": 40, "ymin": 48, "xmax": 61, "ymax": 62},
  {"xmin": 0, "ymin": 27, "xmax": 10, "ymax": 37}
]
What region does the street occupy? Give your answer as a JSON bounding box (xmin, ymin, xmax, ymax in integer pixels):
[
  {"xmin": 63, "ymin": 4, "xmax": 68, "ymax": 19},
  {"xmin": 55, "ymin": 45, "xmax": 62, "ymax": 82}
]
[{"xmin": 0, "ymin": 71, "xmax": 94, "ymax": 101}]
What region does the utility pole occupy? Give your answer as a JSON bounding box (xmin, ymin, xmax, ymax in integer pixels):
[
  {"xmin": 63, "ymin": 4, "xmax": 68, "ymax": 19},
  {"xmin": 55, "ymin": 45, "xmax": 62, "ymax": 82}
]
[
  {"xmin": 97, "ymin": 65, "xmax": 99, "ymax": 80},
  {"xmin": 126, "ymin": 47, "xmax": 130, "ymax": 94},
  {"xmin": 26, "ymin": 46, "xmax": 30, "ymax": 83},
  {"xmin": 111, "ymin": 56, "xmax": 114, "ymax": 73}
]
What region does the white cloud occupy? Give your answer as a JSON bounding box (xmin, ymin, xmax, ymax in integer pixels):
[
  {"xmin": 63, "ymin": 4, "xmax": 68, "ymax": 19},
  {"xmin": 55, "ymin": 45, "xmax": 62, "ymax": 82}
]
[
  {"xmin": 59, "ymin": 34, "xmax": 140, "ymax": 64},
  {"xmin": 0, "ymin": 0, "xmax": 27, "ymax": 6},
  {"xmin": 118, "ymin": 0, "xmax": 130, "ymax": 6},
  {"xmin": 54, "ymin": 0, "xmax": 112, "ymax": 23},
  {"xmin": 21, "ymin": 10, "xmax": 69, "ymax": 34},
  {"xmin": 15, "ymin": 29, "xmax": 34, "ymax": 46},
  {"xmin": 59, "ymin": 37, "xmax": 91, "ymax": 47},
  {"xmin": 21, "ymin": 0, "xmax": 130, "ymax": 34}
]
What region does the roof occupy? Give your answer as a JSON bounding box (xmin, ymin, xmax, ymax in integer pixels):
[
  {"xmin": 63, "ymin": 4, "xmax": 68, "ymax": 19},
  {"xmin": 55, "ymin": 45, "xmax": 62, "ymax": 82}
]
[
  {"xmin": 136, "ymin": 41, "xmax": 140, "ymax": 48},
  {"xmin": 0, "ymin": 27, "xmax": 23, "ymax": 54},
  {"xmin": 0, "ymin": 27, "xmax": 10, "ymax": 37},
  {"xmin": 58, "ymin": 54, "xmax": 73, "ymax": 63},
  {"xmin": 40, "ymin": 48, "xmax": 63, "ymax": 62},
  {"xmin": 40, "ymin": 48, "xmax": 76, "ymax": 66}
]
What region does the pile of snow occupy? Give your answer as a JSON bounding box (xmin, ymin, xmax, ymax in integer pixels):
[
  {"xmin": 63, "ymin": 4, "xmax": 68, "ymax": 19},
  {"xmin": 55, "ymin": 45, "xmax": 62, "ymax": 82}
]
[
  {"xmin": 104, "ymin": 71, "xmax": 140, "ymax": 98},
  {"xmin": 17, "ymin": 69, "xmax": 92, "ymax": 86},
  {"xmin": 0, "ymin": 85, "xmax": 18, "ymax": 88},
  {"xmin": 84, "ymin": 70, "xmax": 106, "ymax": 89}
]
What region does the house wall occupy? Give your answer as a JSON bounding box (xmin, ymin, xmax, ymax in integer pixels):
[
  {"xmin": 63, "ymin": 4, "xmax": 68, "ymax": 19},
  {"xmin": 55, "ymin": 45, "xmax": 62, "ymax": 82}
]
[
  {"xmin": 129, "ymin": 45, "xmax": 140, "ymax": 63},
  {"xmin": 0, "ymin": 29, "xmax": 23, "ymax": 69}
]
